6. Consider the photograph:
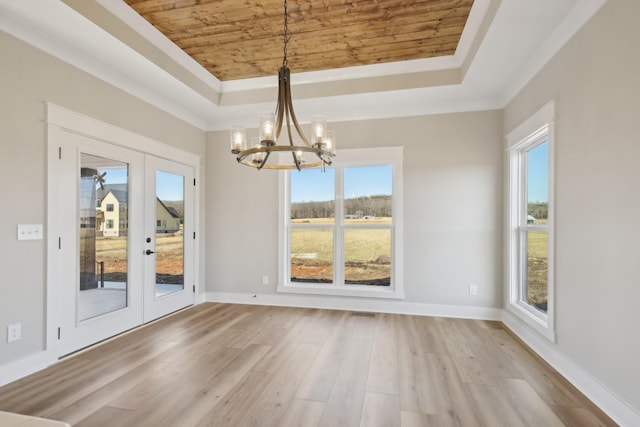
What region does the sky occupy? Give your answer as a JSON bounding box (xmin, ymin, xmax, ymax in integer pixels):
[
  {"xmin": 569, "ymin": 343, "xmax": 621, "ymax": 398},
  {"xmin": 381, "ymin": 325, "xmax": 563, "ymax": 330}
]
[
  {"xmin": 291, "ymin": 165, "xmax": 392, "ymax": 203},
  {"xmin": 97, "ymin": 168, "xmax": 184, "ymax": 201},
  {"xmin": 527, "ymin": 141, "xmax": 549, "ymax": 203}
]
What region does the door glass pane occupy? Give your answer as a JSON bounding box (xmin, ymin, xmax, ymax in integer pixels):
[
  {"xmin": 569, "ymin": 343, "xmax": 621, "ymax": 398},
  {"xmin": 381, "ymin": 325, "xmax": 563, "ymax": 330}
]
[
  {"xmin": 155, "ymin": 170, "xmax": 184, "ymax": 296},
  {"xmin": 344, "ymin": 228, "xmax": 391, "ymax": 286},
  {"xmin": 290, "ymin": 168, "xmax": 335, "ymax": 224},
  {"xmin": 79, "ymin": 154, "xmax": 128, "ymax": 321},
  {"xmin": 522, "ymin": 230, "xmax": 548, "ymax": 313},
  {"xmin": 344, "ymin": 166, "xmax": 392, "ymax": 222},
  {"xmin": 290, "ymin": 228, "xmax": 333, "ymax": 283}
]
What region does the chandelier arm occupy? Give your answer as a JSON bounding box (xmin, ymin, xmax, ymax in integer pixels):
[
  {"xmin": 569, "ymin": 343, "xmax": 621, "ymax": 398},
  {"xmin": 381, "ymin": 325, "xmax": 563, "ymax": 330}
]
[
  {"xmin": 283, "ymin": 67, "xmax": 312, "ymax": 147},
  {"xmin": 284, "ymin": 88, "xmax": 295, "ymax": 147},
  {"xmin": 274, "ymin": 67, "xmax": 287, "ymax": 141},
  {"xmin": 257, "ymin": 150, "xmax": 272, "ymax": 170},
  {"xmin": 283, "ymin": 93, "xmax": 302, "ymax": 170},
  {"xmin": 292, "ymin": 152, "xmax": 301, "ymax": 171}
]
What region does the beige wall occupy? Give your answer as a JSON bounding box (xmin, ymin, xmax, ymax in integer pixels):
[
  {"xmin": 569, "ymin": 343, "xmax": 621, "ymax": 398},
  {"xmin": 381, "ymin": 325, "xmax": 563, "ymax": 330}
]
[
  {"xmin": 206, "ymin": 111, "xmax": 504, "ymax": 308},
  {"xmin": 4, "ymin": 0, "xmax": 638, "ymax": 418},
  {"xmin": 0, "ymin": 32, "xmax": 206, "ymax": 366},
  {"xmin": 503, "ymin": 0, "xmax": 640, "ymax": 412}
]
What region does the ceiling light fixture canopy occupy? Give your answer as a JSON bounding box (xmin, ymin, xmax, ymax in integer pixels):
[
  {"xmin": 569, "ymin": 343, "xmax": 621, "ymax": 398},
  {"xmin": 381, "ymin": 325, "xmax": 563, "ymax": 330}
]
[{"xmin": 230, "ymin": 0, "xmax": 335, "ymax": 170}]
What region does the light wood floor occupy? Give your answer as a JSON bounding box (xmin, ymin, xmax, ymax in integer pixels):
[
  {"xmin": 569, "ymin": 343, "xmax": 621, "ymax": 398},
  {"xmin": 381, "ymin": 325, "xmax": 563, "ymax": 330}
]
[{"xmin": 0, "ymin": 303, "xmax": 616, "ymax": 426}]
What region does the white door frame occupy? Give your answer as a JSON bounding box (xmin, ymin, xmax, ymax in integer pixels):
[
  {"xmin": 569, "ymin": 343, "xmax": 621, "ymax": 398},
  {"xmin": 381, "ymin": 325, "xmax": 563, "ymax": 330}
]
[{"xmin": 46, "ymin": 104, "xmax": 201, "ymax": 357}]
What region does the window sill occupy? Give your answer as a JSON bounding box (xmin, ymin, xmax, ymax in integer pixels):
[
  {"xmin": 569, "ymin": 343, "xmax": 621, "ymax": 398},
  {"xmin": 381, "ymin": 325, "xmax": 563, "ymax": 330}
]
[
  {"xmin": 277, "ymin": 282, "xmax": 404, "ymax": 299},
  {"xmin": 506, "ymin": 301, "xmax": 556, "ymax": 343}
]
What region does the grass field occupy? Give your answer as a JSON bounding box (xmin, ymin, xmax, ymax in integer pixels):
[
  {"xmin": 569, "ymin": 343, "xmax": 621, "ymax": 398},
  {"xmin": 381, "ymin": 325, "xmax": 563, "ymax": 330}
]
[
  {"xmin": 526, "ymin": 230, "xmax": 548, "ymax": 311},
  {"xmin": 94, "ymin": 220, "xmax": 547, "ymax": 302},
  {"xmin": 92, "ymin": 233, "xmax": 184, "ymax": 284},
  {"xmin": 290, "ymin": 217, "xmax": 391, "ymax": 285}
]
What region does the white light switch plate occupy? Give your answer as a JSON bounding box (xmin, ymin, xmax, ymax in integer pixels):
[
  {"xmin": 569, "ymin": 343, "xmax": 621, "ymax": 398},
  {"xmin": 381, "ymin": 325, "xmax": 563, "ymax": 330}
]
[{"xmin": 17, "ymin": 224, "xmax": 43, "ymax": 240}]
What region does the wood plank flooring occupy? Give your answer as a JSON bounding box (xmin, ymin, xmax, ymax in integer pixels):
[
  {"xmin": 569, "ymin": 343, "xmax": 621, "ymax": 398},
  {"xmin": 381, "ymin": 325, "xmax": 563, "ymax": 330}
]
[{"xmin": 0, "ymin": 303, "xmax": 617, "ymax": 426}]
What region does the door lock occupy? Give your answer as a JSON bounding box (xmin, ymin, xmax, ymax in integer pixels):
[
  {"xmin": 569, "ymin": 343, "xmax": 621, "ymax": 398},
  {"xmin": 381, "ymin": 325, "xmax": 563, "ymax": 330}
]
[{"xmin": 145, "ymin": 249, "xmax": 155, "ymax": 255}]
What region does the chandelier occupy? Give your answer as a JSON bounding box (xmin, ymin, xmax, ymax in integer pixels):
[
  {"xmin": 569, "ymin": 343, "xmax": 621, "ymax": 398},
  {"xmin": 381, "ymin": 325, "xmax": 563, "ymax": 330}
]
[{"xmin": 229, "ymin": 0, "xmax": 335, "ymax": 170}]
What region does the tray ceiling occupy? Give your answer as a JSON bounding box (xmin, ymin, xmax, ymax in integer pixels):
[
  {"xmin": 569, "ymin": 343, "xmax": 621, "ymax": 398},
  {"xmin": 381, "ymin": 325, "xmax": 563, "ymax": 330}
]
[
  {"xmin": 0, "ymin": 0, "xmax": 601, "ymax": 130},
  {"xmin": 124, "ymin": 0, "xmax": 474, "ymax": 81}
]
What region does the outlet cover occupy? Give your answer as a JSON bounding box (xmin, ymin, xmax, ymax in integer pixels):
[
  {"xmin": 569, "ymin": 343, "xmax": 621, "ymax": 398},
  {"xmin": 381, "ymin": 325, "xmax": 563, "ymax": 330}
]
[
  {"xmin": 262, "ymin": 275, "xmax": 269, "ymax": 285},
  {"xmin": 469, "ymin": 284, "xmax": 478, "ymax": 296},
  {"xmin": 8, "ymin": 323, "xmax": 21, "ymax": 342}
]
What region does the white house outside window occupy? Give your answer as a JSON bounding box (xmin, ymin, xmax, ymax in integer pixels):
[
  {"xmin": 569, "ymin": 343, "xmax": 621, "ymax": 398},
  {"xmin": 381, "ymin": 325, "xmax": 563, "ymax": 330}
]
[
  {"xmin": 506, "ymin": 101, "xmax": 555, "ymax": 341},
  {"xmin": 279, "ymin": 147, "xmax": 403, "ymax": 299}
]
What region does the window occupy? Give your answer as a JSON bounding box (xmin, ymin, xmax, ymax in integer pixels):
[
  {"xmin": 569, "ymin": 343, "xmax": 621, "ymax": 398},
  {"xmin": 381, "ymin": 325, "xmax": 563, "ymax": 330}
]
[
  {"xmin": 279, "ymin": 147, "xmax": 403, "ymax": 298},
  {"xmin": 106, "ymin": 219, "xmax": 114, "ymax": 229},
  {"xmin": 506, "ymin": 101, "xmax": 555, "ymax": 341},
  {"xmin": 106, "ymin": 203, "xmax": 114, "ymax": 212}
]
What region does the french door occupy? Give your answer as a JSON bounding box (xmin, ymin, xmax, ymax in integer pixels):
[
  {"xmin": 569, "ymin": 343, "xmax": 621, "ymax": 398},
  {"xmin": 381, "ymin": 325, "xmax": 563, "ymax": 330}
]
[
  {"xmin": 51, "ymin": 128, "xmax": 195, "ymax": 356},
  {"xmin": 142, "ymin": 156, "xmax": 195, "ymax": 321}
]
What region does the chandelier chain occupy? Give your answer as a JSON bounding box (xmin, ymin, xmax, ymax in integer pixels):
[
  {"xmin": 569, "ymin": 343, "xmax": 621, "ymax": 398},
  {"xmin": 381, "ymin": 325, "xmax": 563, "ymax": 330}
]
[{"xmin": 283, "ymin": 0, "xmax": 290, "ymax": 67}]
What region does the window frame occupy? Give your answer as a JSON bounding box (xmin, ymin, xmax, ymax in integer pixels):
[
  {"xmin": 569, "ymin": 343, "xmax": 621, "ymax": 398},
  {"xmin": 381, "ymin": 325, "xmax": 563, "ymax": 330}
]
[
  {"xmin": 506, "ymin": 101, "xmax": 556, "ymax": 342},
  {"xmin": 279, "ymin": 146, "xmax": 404, "ymax": 299}
]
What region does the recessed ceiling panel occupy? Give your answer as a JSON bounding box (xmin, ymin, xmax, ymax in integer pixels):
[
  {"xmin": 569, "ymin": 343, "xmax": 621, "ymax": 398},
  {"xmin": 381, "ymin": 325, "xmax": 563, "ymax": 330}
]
[{"xmin": 124, "ymin": 0, "xmax": 474, "ymax": 81}]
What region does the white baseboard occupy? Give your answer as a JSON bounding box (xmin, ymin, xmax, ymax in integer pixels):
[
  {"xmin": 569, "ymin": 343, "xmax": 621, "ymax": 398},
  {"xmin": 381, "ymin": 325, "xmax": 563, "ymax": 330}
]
[
  {"xmin": 502, "ymin": 310, "xmax": 640, "ymax": 427},
  {"xmin": 205, "ymin": 291, "xmax": 502, "ymax": 320},
  {"xmin": 195, "ymin": 291, "xmax": 207, "ymax": 305},
  {"xmin": 0, "ymin": 349, "xmax": 56, "ymax": 387}
]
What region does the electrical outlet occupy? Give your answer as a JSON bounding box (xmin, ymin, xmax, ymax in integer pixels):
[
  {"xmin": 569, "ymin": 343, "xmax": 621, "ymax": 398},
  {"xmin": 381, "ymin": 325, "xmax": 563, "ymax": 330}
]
[
  {"xmin": 469, "ymin": 284, "xmax": 478, "ymax": 296},
  {"xmin": 262, "ymin": 275, "xmax": 269, "ymax": 285},
  {"xmin": 7, "ymin": 323, "xmax": 21, "ymax": 342}
]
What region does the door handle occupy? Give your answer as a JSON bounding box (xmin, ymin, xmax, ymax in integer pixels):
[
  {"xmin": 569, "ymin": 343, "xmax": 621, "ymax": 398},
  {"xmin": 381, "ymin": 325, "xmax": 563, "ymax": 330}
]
[{"xmin": 145, "ymin": 249, "xmax": 155, "ymax": 255}]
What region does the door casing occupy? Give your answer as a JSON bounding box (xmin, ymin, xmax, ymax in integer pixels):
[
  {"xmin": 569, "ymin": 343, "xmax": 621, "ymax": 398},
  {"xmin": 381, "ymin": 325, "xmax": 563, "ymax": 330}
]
[{"xmin": 47, "ymin": 104, "xmax": 200, "ymax": 357}]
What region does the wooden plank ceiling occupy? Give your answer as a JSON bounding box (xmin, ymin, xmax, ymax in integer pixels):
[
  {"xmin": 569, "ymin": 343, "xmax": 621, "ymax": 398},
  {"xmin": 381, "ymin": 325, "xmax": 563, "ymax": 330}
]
[{"xmin": 124, "ymin": 0, "xmax": 474, "ymax": 81}]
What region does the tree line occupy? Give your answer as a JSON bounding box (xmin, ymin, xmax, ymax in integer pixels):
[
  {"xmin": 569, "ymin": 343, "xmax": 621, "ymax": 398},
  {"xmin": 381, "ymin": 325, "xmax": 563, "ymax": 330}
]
[
  {"xmin": 528, "ymin": 202, "xmax": 548, "ymax": 219},
  {"xmin": 291, "ymin": 195, "xmax": 392, "ymax": 219}
]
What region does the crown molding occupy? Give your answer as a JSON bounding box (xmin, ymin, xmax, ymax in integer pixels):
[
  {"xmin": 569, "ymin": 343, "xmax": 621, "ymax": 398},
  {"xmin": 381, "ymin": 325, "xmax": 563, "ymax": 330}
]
[
  {"xmin": 499, "ymin": 0, "xmax": 608, "ymax": 106},
  {"xmin": 0, "ymin": 0, "xmax": 606, "ymax": 131}
]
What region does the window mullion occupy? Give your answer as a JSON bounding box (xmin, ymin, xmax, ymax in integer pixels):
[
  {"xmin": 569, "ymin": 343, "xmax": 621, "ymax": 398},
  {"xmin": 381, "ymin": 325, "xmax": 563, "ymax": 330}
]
[{"xmin": 335, "ymin": 166, "xmax": 344, "ymax": 286}]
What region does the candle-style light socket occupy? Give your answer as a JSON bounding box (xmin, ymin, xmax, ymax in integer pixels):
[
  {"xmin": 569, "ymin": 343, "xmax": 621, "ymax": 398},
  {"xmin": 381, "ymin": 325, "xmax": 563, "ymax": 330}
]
[
  {"xmin": 311, "ymin": 116, "xmax": 327, "ymax": 146},
  {"xmin": 230, "ymin": 124, "xmax": 246, "ymax": 154},
  {"xmin": 259, "ymin": 112, "xmax": 276, "ymax": 145},
  {"xmin": 325, "ymin": 130, "xmax": 336, "ymax": 155}
]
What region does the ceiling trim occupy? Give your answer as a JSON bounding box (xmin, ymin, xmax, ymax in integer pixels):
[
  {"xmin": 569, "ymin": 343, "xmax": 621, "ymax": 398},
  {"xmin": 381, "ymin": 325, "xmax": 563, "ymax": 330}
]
[
  {"xmin": 0, "ymin": 0, "xmax": 608, "ymax": 132},
  {"xmin": 499, "ymin": 0, "xmax": 607, "ymax": 105},
  {"xmin": 95, "ymin": 0, "xmax": 223, "ymax": 93},
  {"xmin": 98, "ymin": 0, "xmax": 495, "ymax": 95},
  {"xmin": 0, "ymin": 0, "xmax": 212, "ymax": 128}
]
